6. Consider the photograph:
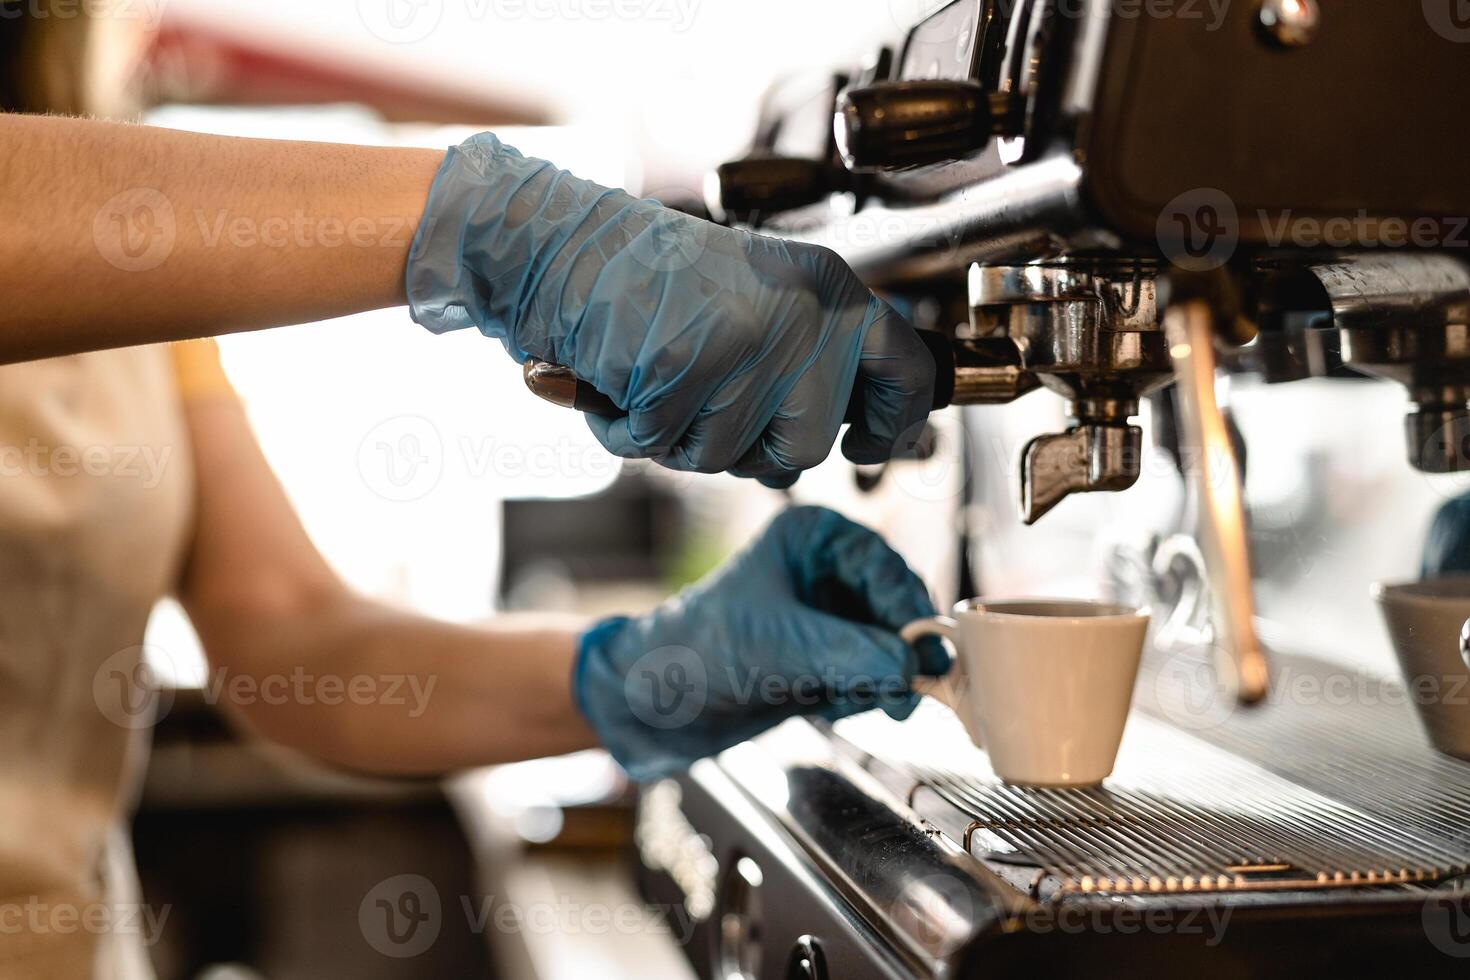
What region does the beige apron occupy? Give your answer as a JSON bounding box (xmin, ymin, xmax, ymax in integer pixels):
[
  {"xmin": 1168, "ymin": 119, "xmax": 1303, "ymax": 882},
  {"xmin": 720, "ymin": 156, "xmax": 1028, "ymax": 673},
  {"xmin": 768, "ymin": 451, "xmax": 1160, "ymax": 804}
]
[{"xmin": 0, "ymin": 346, "xmax": 193, "ymax": 980}]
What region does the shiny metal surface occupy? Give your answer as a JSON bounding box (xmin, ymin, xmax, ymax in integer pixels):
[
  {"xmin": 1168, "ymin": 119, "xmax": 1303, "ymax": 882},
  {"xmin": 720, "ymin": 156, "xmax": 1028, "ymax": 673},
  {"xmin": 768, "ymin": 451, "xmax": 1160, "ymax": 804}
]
[
  {"xmin": 1143, "ymin": 648, "xmax": 1470, "ymax": 863},
  {"xmin": 1019, "ymin": 423, "xmax": 1142, "ymax": 525},
  {"xmin": 1163, "ymin": 299, "xmax": 1270, "ymax": 704},
  {"xmin": 837, "ymin": 711, "xmax": 1470, "ymax": 897},
  {"xmin": 666, "ymin": 649, "xmax": 1470, "ymax": 974},
  {"xmin": 770, "ymin": 153, "xmax": 1096, "ymax": 287},
  {"xmin": 1305, "ymin": 254, "xmax": 1470, "ymax": 330},
  {"xmin": 818, "ymin": 646, "xmax": 1470, "ymax": 899},
  {"xmin": 522, "ymin": 359, "xmax": 579, "ymax": 409},
  {"xmin": 718, "ymin": 855, "xmax": 765, "ymax": 980},
  {"xmin": 1287, "ymin": 255, "xmax": 1470, "ymax": 472},
  {"xmin": 969, "ymin": 260, "xmax": 1175, "ymax": 523},
  {"xmin": 949, "ymin": 337, "xmax": 1042, "ymax": 405},
  {"xmin": 665, "ymin": 0, "xmax": 1470, "ymax": 971},
  {"xmin": 717, "ymin": 720, "xmax": 1025, "ymax": 972},
  {"xmin": 521, "ymin": 357, "xmax": 621, "ymax": 416}
]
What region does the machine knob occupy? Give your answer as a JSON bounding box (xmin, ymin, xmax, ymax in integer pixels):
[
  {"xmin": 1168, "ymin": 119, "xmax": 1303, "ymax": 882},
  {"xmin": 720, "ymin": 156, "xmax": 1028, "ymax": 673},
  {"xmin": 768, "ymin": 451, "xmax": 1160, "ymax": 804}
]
[
  {"xmin": 707, "ymin": 156, "xmax": 833, "ymax": 223},
  {"xmin": 834, "ymin": 80, "xmax": 1013, "ymax": 172},
  {"xmin": 785, "ymin": 936, "xmax": 827, "ymax": 980}
]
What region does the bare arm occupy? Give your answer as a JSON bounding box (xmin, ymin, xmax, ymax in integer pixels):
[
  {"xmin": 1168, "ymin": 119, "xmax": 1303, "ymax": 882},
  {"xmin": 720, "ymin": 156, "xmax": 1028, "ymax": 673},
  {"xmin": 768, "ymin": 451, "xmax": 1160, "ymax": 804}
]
[
  {"xmin": 176, "ymin": 384, "xmax": 599, "ymax": 776},
  {"xmin": 0, "ymin": 114, "xmax": 443, "ymax": 362}
]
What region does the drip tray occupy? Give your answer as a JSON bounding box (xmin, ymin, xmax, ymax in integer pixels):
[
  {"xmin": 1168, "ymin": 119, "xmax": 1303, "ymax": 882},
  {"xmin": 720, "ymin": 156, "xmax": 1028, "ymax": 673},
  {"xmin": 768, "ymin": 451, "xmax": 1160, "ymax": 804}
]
[{"xmin": 829, "ymin": 654, "xmax": 1470, "ymax": 899}]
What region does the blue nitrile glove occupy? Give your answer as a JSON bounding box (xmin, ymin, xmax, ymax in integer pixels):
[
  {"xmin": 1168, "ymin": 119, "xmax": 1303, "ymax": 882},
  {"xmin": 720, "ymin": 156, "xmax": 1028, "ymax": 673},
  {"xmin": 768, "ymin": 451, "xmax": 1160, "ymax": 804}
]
[
  {"xmin": 572, "ymin": 506, "xmax": 950, "ymax": 781},
  {"xmin": 406, "ymin": 134, "xmax": 935, "ymax": 487},
  {"xmin": 1424, "ymin": 494, "xmax": 1470, "ymax": 576}
]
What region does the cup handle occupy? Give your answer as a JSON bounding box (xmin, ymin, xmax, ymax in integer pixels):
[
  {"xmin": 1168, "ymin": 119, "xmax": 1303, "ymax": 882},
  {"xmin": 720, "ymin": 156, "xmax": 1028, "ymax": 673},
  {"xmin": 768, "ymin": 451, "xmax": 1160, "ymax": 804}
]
[{"xmin": 900, "ymin": 616, "xmax": 963, "ymax": 713}]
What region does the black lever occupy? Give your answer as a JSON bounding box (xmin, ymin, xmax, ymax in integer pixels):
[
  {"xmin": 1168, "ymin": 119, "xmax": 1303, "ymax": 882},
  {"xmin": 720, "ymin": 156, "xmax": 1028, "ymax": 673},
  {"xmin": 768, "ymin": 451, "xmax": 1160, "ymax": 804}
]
[
  {"xmin": 522, "ymin": 328, "xmax": 957, "ymax": 424},
  {"xmin": 834, "ymin": 80, "xmax": 1018, "ymax": 172},
  {"xmin": 708, "ymin": 156, "xmax": 835, "ymax": 223}
]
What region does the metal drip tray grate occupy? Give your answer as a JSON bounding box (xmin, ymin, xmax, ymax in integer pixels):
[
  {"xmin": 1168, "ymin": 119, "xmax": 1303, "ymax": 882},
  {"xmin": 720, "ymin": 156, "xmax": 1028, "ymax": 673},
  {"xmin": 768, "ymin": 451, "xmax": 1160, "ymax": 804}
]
[{"xmin": 830, "ymin": 674, "xmax": 1470, "ymax": 897}]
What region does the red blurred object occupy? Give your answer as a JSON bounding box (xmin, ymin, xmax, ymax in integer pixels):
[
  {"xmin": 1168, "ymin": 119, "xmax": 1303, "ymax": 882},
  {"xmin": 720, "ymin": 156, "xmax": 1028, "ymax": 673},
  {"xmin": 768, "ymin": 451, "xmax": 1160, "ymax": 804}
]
[{"xmin": 148, "ymin": 17, "xmax": 550, "ymax": 126}]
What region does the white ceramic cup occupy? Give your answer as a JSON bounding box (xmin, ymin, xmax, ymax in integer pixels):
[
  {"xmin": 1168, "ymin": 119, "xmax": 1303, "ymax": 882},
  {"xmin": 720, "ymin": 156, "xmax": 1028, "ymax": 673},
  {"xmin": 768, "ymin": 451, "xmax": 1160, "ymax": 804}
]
[{"xmin": 901, "ymin": 598, "xmax": 1151, "ymax": 788}]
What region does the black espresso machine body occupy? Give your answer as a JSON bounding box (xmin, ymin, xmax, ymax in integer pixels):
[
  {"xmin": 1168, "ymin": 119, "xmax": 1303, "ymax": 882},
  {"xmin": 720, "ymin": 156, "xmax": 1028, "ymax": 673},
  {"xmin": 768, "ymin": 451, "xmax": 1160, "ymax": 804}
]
[
  {"xmin": 720, "ymin": 0, "xmax": 1470, "ymax": 278},
  {"xmin": 639, "ymin": 2, "xmax": 1470, "ymax": 977}
]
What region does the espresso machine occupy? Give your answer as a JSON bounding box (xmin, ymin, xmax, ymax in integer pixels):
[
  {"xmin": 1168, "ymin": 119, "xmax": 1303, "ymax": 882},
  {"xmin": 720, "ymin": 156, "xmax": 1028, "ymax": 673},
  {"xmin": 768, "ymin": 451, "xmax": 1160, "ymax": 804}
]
[{"xmin": 625, "ymin": 1, "xmax": 1470, "ymax": 975}]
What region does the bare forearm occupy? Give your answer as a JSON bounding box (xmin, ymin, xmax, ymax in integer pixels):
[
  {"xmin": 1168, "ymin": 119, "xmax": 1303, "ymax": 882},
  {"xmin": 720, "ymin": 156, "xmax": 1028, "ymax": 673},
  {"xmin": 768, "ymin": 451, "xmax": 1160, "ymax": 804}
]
[
  {"xmin": 197, "ymin": 601, "xmax": 599, "ymax": 776},
  {"xmin": 177, "ymin": 394, "xmax": 595, "ymax": 775},
  {"xmin": 0, "ymin": 113, "xmax": 442, "ymax": 362}
]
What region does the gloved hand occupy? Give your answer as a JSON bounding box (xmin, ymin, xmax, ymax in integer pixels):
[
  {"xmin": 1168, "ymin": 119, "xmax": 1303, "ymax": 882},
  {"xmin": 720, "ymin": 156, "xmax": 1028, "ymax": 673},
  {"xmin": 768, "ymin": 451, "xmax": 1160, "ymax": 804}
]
[
  {"xmin": 572, "ymin": 506, "xmax": 949, "ymax": 781},
  {"xmin": 406, "ymin": 133, "xmax": 935, "ymax": 486}
]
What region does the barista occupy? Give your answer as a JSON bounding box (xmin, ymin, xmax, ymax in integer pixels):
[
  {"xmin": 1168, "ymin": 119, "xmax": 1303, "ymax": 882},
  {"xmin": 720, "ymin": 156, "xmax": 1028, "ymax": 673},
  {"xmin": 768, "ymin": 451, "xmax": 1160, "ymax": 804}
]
[{"xmin": 0, "ymin": 6, "xmax": 948, "ymax": 978}]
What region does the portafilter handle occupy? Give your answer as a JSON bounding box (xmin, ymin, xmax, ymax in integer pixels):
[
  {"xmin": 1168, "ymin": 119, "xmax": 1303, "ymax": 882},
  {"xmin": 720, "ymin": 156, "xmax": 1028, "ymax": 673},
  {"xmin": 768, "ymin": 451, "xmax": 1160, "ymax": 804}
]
[
  {"xmin": 521, "ymin": 328, "xmax": 958, "ymax": 424},
  {"xmin": 1162, "ymin": 297, "xmax": 1270, "ymax": 705}
]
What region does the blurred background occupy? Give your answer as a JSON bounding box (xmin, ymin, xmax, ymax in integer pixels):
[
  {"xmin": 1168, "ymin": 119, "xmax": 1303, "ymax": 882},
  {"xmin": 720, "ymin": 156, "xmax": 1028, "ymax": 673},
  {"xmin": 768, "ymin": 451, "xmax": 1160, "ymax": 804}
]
[
  {"xmin": 10, "ymin": 0, "xmax": 1462, "ymax": 976},
  {"xmin": 49, "ymin": 2, "xmax": 957, "ymax": 978}
]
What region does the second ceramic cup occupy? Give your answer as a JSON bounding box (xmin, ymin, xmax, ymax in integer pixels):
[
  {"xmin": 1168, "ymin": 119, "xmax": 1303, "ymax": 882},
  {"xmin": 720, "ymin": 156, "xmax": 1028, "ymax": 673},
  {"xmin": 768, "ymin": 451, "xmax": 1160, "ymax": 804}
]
[
  {"xmin": 1372, "ymin": 577, "xmax": 1470, "ymax": 761},
  {"xmin": 902, "ymin": 598, "xmax": 1151, "ymax": 788}
]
